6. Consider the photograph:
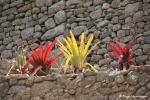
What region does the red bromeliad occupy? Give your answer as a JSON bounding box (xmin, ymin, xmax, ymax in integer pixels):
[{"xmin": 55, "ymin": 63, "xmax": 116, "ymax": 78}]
[
  {"xmin": 107, "ymin": 39, "xmax": 136, "ymax": 70},
  {"xmin": 21, "ymin": 39, "xmax": 62, "ymax": 76}
]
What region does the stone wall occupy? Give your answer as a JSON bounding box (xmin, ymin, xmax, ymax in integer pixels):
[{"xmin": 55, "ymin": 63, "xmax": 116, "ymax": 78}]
[
  {"xmin": 0, "ymin": 0, "xmax": 150, "ymax": 66},
  {"xmin": 0, "ymin": 65, "xmax": 149, "ymax": 100}
]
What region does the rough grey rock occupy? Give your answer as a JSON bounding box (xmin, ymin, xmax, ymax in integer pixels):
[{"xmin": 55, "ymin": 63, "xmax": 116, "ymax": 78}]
[
  {"xmin": 0, "ymin": 46, "xmax": 6, "ymax": 53},
  {"xmin": 35, "ymin": 0, "xmax": 52, "ymax": 7},
  {"xmin": 39, "ymin": 15, "xmax": 48, "ymax": 24},
  {"xmin": 102, "ymin": 3, "xmax": 110, "ymax": 9},
  {"xmin": 125, "ymin": 2, "xmax": 140, "ymax": 16},
  {"xmin": 120, "ymin": 35, "xmax": 132, "ymax": 43},
  {"xmin": 115, "ymin": 75, "xmax": 125, "ymax": 84},
  {"xmin": 31, "ymin": 81, "xmax": 54, "ymax": 96},
  {"xmin": 72, "ymin": 26, "xmax": 88, "ymax": 36},
  {"xmin": 90, "ymin": 9, "xmax": 102, "ymax": 20},
  {"xmin": 136, "ymin": 55, "xmax": 149, "ymax": 64},
  {"xmin": 91, "ymin": 55, "xmax": 102, "ymax": 62},
  {"xmin": 45, "ymin": 18, "xmax": 56, "ymax": 29},
  {"xmin": 33, "ymin": 32, "xmax": 42, "ymax": 38},
  {"xmin": 1, "ymin": 50, "xmax": 12, "ymax": 59},
  {"xmin": 113, "ymin": 24, "xmax": 121, "ymax": 31},
  {"xmin": 133, "ymin": 11, "xmax": 144, "ymax": 22},
  {"xmin": 66, "ymin": 0, "xmax": 81, "ymax": 6},
  {"xmin": 134, "ymin": 49, "xmax": 143, "ymax": 56},
  {"xmin": 1, "ymin": 22, "xmax": 11, "ymax": 28},
  {"xmin": 35, "ymin": 25, "xmax": 41, "ymax": 32},
  {"xmin": 97, "ymin": 48, "xmax": 107, "ymax": 55},
  {"xmin": 6, "ymin": 43, "xmax": 14, "ymax": 50},
  {"xmin": 111, "ymin": 17, "xmax": 119, "ymax": 24},
  {"xmin": 21, "ymin": 27, "xmax": 34, "ymax": 39},
  {"xmin": 111, "ymin": 0, "xmax": 120, "ymax": 8},
  {"xmin": 97, "ymin": 20, "xmax": 109, "ymax": 28},
  {"xmin": 142, "ymin": 44, "xmax": 150, "ymax": 54},
  {"xmin": 55, "ymin": 24, "xmax": 65, "ymax": 35},
  {"xmin": 3, "ymin": 37, "xmax": 12, "ymax": 45},
  {"xmin": 0, "ymin": 83, "xmax": 9, "ymax": 97},
  {"xmin": 0, "ymin": 33, "xmax": 5, "ymax": 39},
  {"xmin": 48, "ymin": 1, "xmax": 65, "ymax": 14},
  {"xmin": 2, "ymin": 7, "xmax": 17, "ymax": 16},
  {"xmin": 93, "ymin": 0, "xmax": 105, "ymax": 5},
  {"xmin": 127, "ymin": 71, "xmax": 139, "ymax": 85},
  {"xmin": 32, "ymin": 8, "xmax": 40, "ymax": 14},
  {"xmin": 136, "ymin": 87, "xmax": 147, "ymax": 95},
  {"xmin": 8, "ymin": 86, "xmax": 26, "ymax": 94},
  {"xmin": 41, "ymin": 23, "xmax": 65, "ymax": 40},
  {"xmin": 54, "ymin": 10, "xmax": 66, "ymax": 24}
]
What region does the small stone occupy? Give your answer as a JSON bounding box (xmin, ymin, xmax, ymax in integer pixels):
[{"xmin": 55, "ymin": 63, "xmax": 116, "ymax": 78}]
[
  {"xmin": 91, "ymin": 55, "xmax": 102, "ymax": 62},
  {"xmin": 125, "ymin": 2, "xmax": 140, "ymax": 16},
  {"xmin": 55, "ymin": 24, "xmax": 65, "ymax": 35},
  {"xmin": 97, "ymin": 20, "xmax": 109, "ymax": 28},
  {"xmin": 35, "ymin": 0, "xmax": 45, "ymax": 7},
  {"xmin": 136, "ymin": 87, "xmax": 147, "ymax": 95},
  {"xmin": 136, "ymin": 55, "xmax": 149, "ymax": 64},
  {"xmin": 41, "ymin": 29, "xmax": 55, "ymax": 40},
  {"xmin": 8, "ymin": 86, "xmax": 26, "ymax": 94},
  {"xmin": 111, "ymin": 17, "xmax": 119, "ymax": 24},
  {"xmin": 66, "ymin": 0, "xmax": 81, "ymax": 6},
  {"xmin": 102, "ymin": 3, "xmax": 110, "ymax": 9},
  {"xmin": 1, "ymin": 50, "xmax": 12, "ymax": 59},
  {"xmin": 54, "ymin": 10, "xmax": 66, "ymax": 24},
  {"xmin": 21, "ymin": 27, "xmax": 34, "ymax": 39},
  {"xmin": 97, "ymin": 48, "xmax": 107, "ymax": 55},
  {"xmin": 144, "ymin": 35, "xmax": 150, "ymax": 44},
  {"xmin": 31, "ymin": 96, "xmax": 41, "ymax": 100},
  {"xmin": 142, "ymin": 44, "xmax": 150, "ymax": 54},
  {"xmin": 30, "ymin": 43, "xmax": 39, "ymax": 49},
  {"xmin": 90, "ymin": 9, "xmax": 102, "ymax": 20},
  {"xmin": 6, "ymin": 43, "xmax": 14, "ymax": 50},
  {"xmin": 0, "ymin": 83, "xmax": 9, "ymax": 97},
  {"xmin": 147, "ymin": 83, "xmax": 150, "ymax": 89},
  {"xmin": 32, "ymin": 7, "xmax": 40, "ymax": 14},
  {"xmin": 31, "ymin": 81, "xmax": 55, "ymax": 97},
  {"xmin": 48, "ymin": 1, "xmax": 65, "ymax": 14},
  {"xmin": 41, "ymin": 7, "xmax": 47, "ymax": 12},
  {"xmin": 99, "ymin": 58, "xmax": 111, "ymax": 66},
  {"xmin": 3, "ymin": 37, "xmax": 12, "ymax": 45},
  {"xmin": 39, "ymin": 15, "xmax": 48, "ymax": 24},
  {"xmin": 93, "ymin": 0, "xmax": 105, "ymax": 5},
  {"xmin": 33, "ymin": 32, "xmax": 42, "ymax": 39},
  {"xmin": 134, "ymin": 49, "xmax": 143, "ymax": 56},
  {"xmin": 35, "ymin": 25, "xmax": 41, "ymax": 32},
  {"xmin": 125, "ymin": 17, "xmax": 132, "ymax": 24},
  {"xmin": 113, "ymin": 24, "xmax": 121, "ymax": 31},
  {"xmin": 45, "ymin": 0, "xmax": 52, "ymax": 6},
  {"xmin": 111, "ymin": 0, "xmax": 120, "ymax": 8},
  {"xmin": 73, "ymin": 26, "xmax": 87, "ymax": 36},
  {"xmin": 127, "ymin": 71, "xmax": 139, "ymax": 85},
  {"xmin": 115, "ymin": 75, "xmax": 125, "ymax": 84},
  {"xmin": 102, "ymin": 37, "xmax": 111, "ymax": 42},
  {"xmin": 45, "ymin": 18, "xmax": 56, "ymax": 29},
  {"xmin": 120, "ymin": 35, "xmax": 132, "ymax": 43},
  {"xmin": 133, "ymin": 11, "xmax": 144, "ymax": 22}
]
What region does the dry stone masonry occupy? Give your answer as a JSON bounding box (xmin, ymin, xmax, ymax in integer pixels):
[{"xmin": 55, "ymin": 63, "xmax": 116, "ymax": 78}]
[
  {"xmin": 0, "ymin": 0, "xmax": 150, "ymax": 66},
  {"xmin": 0, "ymin": 65, "xmax": 150, "ymax": 100}
]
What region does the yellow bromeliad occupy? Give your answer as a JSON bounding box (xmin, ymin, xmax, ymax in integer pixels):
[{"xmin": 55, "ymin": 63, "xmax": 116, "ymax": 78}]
[{"xmin": 57, "ymin": 31, "xmax": 99, "ymax": 73}]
